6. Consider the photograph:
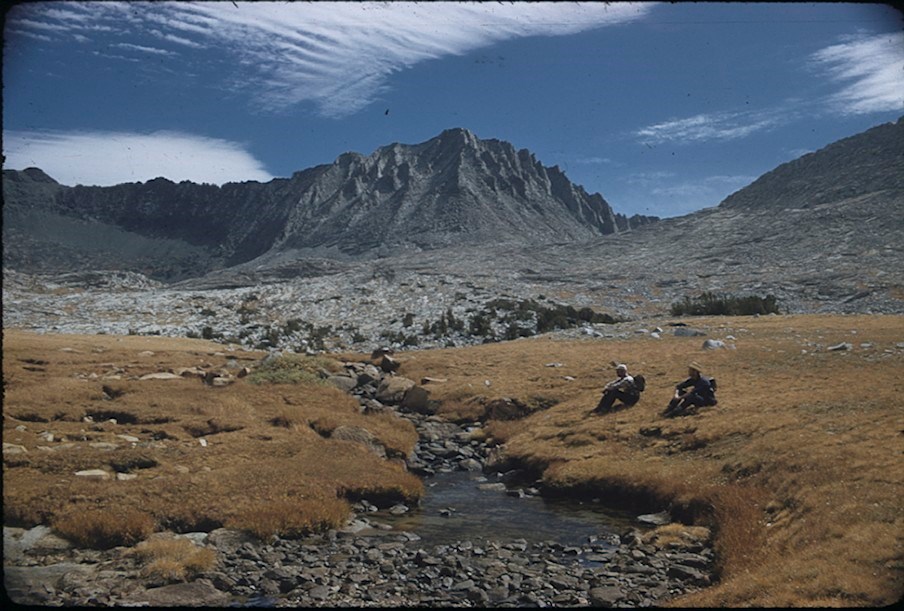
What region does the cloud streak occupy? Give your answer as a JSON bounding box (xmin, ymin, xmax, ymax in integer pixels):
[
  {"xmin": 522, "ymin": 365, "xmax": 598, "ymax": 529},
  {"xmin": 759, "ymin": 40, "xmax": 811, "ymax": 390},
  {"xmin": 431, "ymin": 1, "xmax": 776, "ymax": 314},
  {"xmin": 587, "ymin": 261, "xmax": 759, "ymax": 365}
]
[
  {"xmin": 634, "ymin": 31, "xmax": 903, "ymax": 147},
  {"xmin": 634, "ymin": 111, "xmax": 780, "ymax": 146},
  {"xmin": 4, "ymin": 130, "xmax": 274, "ymax": 186},
  {"xmin": 7, "ymin": 1, "xmax": 653, "ymax": 118},
  {"xmin": 810, "ymin": 31, "xmax": 904, "ymax": 115}
]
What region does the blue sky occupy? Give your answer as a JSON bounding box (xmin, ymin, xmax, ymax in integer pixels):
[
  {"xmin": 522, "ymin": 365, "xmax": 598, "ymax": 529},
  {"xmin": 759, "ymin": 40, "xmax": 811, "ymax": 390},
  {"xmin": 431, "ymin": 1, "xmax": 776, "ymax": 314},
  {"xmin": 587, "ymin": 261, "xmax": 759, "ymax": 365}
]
[{"xmin": 3, "ymin": 2, "xmax": 902, "ymax": 218}]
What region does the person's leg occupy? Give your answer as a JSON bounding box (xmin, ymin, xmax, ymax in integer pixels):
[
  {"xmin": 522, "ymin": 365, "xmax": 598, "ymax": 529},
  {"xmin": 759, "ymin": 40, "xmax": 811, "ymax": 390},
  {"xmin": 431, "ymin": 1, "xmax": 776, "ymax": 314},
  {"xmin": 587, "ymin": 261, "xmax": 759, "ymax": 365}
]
[
  {"xmin": 663, "ymin": 396, "xmax": 681, "ymax": 416},
  {"xmin": 594, "ymin": 391, "xmax": 617, "ymax": 413}
]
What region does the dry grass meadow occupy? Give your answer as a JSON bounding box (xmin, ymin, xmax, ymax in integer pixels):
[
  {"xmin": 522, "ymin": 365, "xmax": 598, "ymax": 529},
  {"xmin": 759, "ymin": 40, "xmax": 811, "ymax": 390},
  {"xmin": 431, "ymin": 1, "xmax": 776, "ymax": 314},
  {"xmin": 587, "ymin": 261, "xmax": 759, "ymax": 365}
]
[
  {"xmin": 3, "ymin": 313, "xmax": 903, "ymax": 607},
  {"xmin": 2, "ymin": 330, "xmax": 421, "ymax": 545}
]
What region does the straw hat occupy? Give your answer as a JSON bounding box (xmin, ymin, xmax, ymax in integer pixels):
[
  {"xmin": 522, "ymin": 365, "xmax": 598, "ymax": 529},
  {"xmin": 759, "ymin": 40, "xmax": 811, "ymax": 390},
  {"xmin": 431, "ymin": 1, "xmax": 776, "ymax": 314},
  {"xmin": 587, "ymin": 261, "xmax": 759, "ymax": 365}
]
[{"xmin": 688, "ymin": 362, "xmax": 703, "ymax": 373}]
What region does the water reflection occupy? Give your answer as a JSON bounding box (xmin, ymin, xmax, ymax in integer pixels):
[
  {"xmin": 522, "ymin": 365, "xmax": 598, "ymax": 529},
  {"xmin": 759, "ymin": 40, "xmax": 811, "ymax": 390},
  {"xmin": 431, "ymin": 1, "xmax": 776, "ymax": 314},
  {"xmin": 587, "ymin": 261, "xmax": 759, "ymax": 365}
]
[{"xmin": 377, "ymin": 471, "xmax": 641, "ymax": 548}]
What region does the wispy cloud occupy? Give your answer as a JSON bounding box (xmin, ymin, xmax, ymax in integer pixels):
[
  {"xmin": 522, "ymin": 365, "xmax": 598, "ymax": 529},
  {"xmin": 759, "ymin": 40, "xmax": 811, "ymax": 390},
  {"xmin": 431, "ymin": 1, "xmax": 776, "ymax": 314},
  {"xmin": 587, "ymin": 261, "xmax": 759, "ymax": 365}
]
[
  {"xmin": 4, "ymin": 130, "xmax": 274, "ymax": 186},
  {"xmin": 7, "ymin": 1, "xmax": 653, "ymax": 118},
  {"xmin": 574, "ymin": 156, "xmax": 615, "ymax": 165},
  {"xmin": 115, "ymin": 43, "xmax": 177, "ymax": 57},
  {"xmin": 810, "ymin": 31, "xmax": 904, "ymax": 115},
  {"xmin": 635, "ymin": 111, "xmax": 780, "ymax": 145}
]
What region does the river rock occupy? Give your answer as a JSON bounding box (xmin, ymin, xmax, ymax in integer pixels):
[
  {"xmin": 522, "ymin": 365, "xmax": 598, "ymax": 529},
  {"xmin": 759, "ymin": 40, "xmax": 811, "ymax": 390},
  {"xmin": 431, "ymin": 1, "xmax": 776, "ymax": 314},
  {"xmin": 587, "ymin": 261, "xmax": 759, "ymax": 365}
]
[
  {"xmin": 124, "ymin": 580, "xmax": 231, "ymax": 607},
  {"xmin": 589, "ymin": 585, "xmax": 626, "ymax": 607}
]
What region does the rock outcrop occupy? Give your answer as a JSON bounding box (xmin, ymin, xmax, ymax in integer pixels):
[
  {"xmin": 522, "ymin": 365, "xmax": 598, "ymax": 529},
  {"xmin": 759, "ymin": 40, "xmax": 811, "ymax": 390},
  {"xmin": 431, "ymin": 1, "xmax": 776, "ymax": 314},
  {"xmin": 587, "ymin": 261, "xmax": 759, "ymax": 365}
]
[{"xmin": 2, "ymin": 129, "xmax": 655, "ymax": 281}]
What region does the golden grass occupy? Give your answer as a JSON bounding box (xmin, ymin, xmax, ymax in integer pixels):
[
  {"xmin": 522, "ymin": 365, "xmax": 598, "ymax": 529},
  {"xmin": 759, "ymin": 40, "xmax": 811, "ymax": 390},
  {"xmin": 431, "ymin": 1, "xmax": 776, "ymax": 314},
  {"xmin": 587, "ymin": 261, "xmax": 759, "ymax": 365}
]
[
  {"xmin": 395, "ymin": 314, "xmax": 904, "ymax": 607},
  {"xmin": 130, "ymin": 537, "xmax": 217, "ymax": 583},
  {"xmin": 52, "ymin": 507, "xmax": 155, "ymax": 549},
  {"xmin": 3, "ymin": 330, "xmax": 422, "ymax": 544},
  {"xmin": 4, "ymin": 316, "xmax": 903, "ymax": 606}
]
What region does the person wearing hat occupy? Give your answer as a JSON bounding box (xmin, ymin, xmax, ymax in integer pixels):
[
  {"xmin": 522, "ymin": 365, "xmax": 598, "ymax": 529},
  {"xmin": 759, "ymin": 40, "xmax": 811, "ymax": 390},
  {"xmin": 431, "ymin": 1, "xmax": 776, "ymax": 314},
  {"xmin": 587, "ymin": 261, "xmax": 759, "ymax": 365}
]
[
  {"xmin": 663, "ymin": 362, "xmax": 717, "ymax": 417},
  {"xmin": 592, "ymin": 363, "xmax": 640, "ymax": 414}
]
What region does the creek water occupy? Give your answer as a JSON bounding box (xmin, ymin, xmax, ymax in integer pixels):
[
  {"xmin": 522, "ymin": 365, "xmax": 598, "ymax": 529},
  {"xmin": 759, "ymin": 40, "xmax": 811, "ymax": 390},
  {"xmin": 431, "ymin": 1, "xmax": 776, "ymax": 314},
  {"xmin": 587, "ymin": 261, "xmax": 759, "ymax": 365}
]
[{"xmin": 374, "ymin": 470, "xmax": 643, "ymax": 549}]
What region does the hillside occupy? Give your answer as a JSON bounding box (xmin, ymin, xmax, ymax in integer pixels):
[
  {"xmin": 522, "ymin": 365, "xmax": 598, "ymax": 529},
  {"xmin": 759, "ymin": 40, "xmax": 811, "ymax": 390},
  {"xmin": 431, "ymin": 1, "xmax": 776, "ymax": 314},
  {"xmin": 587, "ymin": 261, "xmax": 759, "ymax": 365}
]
[{"xmin": 1, "ymin": 129, "xmax": 654, "ymax": 281}]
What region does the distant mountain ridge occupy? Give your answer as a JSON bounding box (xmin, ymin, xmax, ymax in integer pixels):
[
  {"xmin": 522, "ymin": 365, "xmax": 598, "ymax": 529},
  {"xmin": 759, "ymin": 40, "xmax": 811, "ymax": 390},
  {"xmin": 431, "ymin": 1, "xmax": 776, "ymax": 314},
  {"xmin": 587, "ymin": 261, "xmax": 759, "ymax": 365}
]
[
  {"xmin": 719, "ymin": 116, "xmax": 904, "ymax": 211},
  {"xmin": 2, "ymin": 128, "xmax": 655, "ymax": 281}
]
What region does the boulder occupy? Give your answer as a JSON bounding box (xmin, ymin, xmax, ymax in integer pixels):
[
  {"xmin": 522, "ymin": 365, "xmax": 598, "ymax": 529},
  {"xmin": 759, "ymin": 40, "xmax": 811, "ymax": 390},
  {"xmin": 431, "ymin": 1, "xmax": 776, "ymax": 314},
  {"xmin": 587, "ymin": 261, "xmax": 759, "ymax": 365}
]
[
  {"xmin": 327, "ymin": 375, "xmax": 358, "ymax": 392},
  {"xmin": 378, "ymin": 355, "xmax": 401, "ymax": 373},
  {"xmin": 375, "ymin": 376, "xmax": 415, "ymax": 404},
  {"xmin": 400, "ymin": 385, "xmax": 432, "ymax": 414}
]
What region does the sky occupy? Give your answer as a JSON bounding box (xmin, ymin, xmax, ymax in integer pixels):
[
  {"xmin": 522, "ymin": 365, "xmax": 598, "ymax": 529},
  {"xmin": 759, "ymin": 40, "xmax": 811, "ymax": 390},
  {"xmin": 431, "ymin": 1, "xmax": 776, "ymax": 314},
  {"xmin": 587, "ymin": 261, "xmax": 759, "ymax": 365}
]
[{"xmin": 3, "ymin": 1, "xmax": 902, "ymax": 218}]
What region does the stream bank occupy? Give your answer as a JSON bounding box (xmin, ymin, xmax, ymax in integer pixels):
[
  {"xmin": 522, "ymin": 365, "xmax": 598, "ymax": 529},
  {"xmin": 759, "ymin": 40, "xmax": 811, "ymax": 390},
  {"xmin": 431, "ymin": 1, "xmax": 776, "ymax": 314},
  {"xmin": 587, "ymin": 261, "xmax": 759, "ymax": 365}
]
[{"xmin": 3, "ymin": 355, "xmax": 717, "ymax": 607}]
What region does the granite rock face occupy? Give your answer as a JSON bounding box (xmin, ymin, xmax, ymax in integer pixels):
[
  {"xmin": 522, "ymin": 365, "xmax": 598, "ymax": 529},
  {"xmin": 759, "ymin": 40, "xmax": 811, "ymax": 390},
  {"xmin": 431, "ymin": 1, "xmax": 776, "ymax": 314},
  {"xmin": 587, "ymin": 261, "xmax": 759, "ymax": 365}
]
[{"xmin": 2, "ymin": 128, "xmax": 654, "ymax": 281}]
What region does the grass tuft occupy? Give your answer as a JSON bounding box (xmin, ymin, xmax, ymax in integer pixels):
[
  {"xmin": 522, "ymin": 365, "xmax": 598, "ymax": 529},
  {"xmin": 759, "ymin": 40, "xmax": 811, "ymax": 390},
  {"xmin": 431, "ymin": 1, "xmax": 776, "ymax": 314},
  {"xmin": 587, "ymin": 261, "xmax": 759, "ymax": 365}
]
[
  {"xmin": 131, "ymin": 537, "xmax": 217, "ymax": 583},
  {"xmin": 53, "ymin": 507, "xmax": 155, "ymax": 549}
]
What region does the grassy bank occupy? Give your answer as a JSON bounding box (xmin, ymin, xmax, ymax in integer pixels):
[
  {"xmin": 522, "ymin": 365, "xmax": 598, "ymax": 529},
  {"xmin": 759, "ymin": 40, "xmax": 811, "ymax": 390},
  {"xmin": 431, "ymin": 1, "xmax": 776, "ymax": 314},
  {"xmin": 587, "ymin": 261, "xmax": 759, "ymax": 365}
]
[
  {"xmin": 396, "ymin": 314, "xmax": 903, "ymax": 607},
  {"xmin": 2, "ymin": 330, "xmax": 421, "ymax": 544}
]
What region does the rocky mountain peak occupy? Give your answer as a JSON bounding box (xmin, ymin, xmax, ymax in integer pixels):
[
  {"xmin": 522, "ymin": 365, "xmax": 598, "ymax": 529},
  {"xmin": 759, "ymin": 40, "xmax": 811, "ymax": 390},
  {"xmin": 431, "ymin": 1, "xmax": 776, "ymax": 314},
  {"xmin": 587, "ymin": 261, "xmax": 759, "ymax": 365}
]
[{"xmin": 3, "ymin": 128, "xmax": 656, "ymax": 280}]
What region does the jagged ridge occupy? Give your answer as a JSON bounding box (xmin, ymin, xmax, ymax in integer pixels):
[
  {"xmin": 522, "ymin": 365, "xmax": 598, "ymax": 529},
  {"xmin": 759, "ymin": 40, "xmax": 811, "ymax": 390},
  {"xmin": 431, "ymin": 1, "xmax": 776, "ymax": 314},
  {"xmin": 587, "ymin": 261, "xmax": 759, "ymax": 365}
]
[{"xmin": 2, "ymin": 128, "xmax": 654, "ymax": 280}]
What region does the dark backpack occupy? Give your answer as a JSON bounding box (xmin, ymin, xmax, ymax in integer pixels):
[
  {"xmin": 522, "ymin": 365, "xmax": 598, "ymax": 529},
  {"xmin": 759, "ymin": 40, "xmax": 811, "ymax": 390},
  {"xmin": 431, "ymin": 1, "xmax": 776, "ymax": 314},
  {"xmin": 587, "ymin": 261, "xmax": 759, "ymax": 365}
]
[
  {"xmin": 632, "ymin": 374, "xmax": 646, "ymax": 393},
  {"xmin": 708, "ymin": 377, "xmax": 717, "ymax": 392}
]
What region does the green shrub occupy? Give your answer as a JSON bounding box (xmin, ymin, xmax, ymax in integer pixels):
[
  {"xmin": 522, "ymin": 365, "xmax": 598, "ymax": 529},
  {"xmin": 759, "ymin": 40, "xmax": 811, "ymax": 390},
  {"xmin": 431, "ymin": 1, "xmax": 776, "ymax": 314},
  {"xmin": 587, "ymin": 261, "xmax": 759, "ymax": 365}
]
[
  {"xmin": 247, "ymin": 354, "xmax": 337, "ymax": 385},
  {"xmin": 670, "ymin": 292, "xmax": 780, "ymax": 316}
]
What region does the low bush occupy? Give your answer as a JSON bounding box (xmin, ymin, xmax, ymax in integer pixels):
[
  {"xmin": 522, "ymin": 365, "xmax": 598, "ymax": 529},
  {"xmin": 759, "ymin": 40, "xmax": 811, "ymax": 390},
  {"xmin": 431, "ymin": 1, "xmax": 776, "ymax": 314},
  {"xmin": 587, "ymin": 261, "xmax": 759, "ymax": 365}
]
[
  {"xmin": 247, "ymin": 354, "xmax": 339, "ymax": 385},
  {"xmin": 671, "ymin": 292, "xmax": 780, "ymax": 316}
]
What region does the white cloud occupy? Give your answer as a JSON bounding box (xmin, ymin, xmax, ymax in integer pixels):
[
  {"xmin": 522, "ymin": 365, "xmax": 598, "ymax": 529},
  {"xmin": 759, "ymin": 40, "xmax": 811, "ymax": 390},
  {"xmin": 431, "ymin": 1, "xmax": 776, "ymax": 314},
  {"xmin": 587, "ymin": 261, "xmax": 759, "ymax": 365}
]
[
  {"xmin": 3, "ymin": 130, "xmax": 274, "ymax": 186},
  {"xmin": 7, "ymin": 1, "xmax": 653, "ymax": 118},
  {"xmin": 115, "ymin": 43, "xmax": 177, "ymax": 57},
  {"xmin": 635, "ymin": 111, "xmax": 780, "ymax": 145},
  {"xmin": 810, "ymin": 32, "xmax": 904, "ymax": 115}
]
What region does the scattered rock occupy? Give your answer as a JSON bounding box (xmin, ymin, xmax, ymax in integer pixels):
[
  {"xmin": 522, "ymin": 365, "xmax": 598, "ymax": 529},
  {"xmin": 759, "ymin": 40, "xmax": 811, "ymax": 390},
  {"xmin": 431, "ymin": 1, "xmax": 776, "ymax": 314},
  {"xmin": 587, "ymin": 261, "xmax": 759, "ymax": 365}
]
[
  {"xmin": 674, "ymin": 327, "xmax": 706, "ymax": 337},
  {"xmin": 139, "ymin": 372, "xmax": 182, "ymax": 380},
  {"xmin": 702, "ymin": 339, "xmax": 729, "ymax": 350},
  {"xmin": 74, "ymin": 469, "xmax": 110, "ymax": 480}
]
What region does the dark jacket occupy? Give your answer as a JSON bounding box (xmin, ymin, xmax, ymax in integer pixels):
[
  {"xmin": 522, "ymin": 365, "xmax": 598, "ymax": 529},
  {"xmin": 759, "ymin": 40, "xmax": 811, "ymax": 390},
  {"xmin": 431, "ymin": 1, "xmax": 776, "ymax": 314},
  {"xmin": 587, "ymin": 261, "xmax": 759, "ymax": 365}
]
[{"xmin": 677, "ymin": 375, "xmax": 715, "ymax": 401}]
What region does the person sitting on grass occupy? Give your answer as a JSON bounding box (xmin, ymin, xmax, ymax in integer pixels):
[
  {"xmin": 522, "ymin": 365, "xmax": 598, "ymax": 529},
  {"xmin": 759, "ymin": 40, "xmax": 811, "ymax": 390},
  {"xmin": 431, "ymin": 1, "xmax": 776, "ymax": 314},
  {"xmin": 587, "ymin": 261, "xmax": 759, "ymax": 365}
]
[
  {"xmin": 592, "ymin": 363, "xmax": 640, "ymax": 414},
  {"xmin": 663, "ymin": 362, "xmax": 717, "ymax": 417}
]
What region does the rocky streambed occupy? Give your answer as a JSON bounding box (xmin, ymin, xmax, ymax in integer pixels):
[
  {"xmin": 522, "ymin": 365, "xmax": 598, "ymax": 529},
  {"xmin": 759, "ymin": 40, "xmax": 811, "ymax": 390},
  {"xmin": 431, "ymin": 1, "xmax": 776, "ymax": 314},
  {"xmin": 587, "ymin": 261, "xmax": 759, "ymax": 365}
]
[{"xmin": 4, "ymin": 355, "xmax": 717, "ymax": 607}]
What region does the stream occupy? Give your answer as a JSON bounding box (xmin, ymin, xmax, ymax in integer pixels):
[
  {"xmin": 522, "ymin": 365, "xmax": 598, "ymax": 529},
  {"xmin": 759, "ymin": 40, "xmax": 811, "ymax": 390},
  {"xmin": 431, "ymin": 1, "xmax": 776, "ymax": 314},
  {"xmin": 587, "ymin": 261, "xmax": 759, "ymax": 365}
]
[{"xmin": 374, "ymin": 470, "xmax": 640, "ymax": 549}]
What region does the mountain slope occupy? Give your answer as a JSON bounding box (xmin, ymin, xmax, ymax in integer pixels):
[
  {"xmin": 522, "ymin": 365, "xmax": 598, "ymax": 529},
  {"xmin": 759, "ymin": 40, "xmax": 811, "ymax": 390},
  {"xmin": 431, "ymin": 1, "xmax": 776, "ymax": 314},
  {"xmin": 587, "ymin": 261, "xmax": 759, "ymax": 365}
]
[
  {"xmin": 2, "ymin": 129, "xmax": 654, "ymax": 280},
  {"xmin": 719, "ymin": 116, "xmax": 904, "ymax": 211}
]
